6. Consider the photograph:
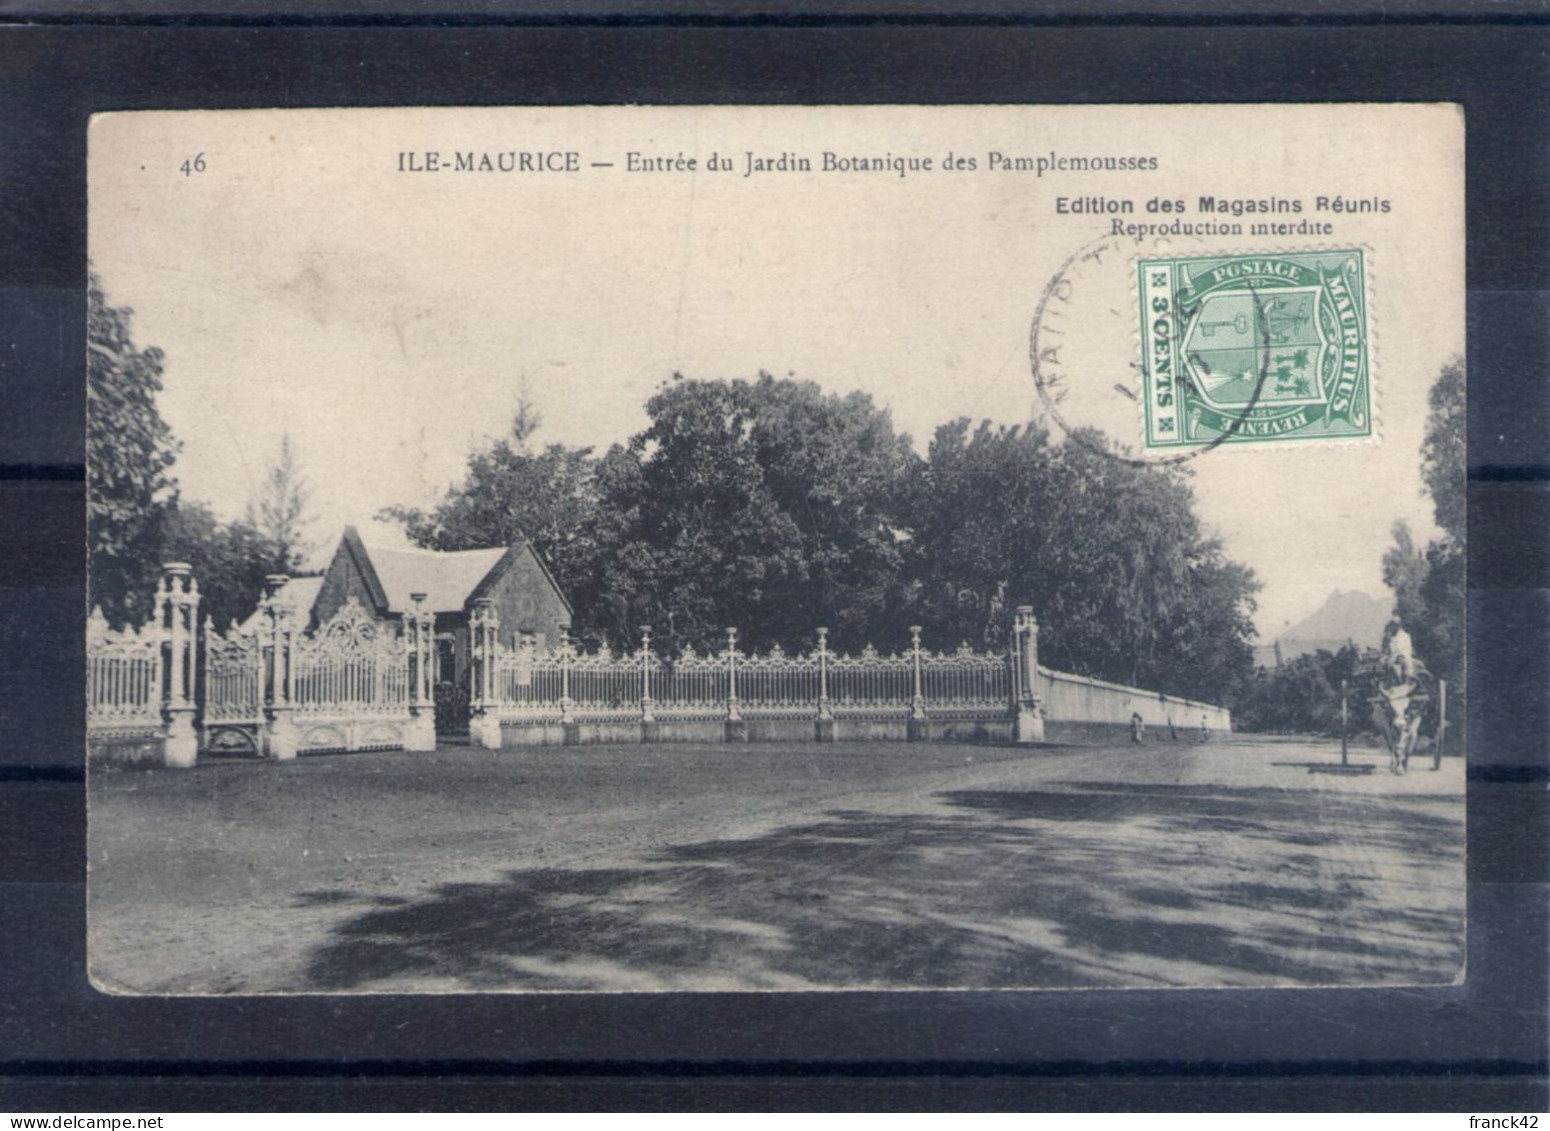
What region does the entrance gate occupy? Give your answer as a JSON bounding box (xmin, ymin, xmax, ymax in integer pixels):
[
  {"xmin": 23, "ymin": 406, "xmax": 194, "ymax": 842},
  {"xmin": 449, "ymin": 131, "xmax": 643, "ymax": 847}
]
[{"xmin": 200, "ymin": 576, "xmax": 436, "ymax": 758}]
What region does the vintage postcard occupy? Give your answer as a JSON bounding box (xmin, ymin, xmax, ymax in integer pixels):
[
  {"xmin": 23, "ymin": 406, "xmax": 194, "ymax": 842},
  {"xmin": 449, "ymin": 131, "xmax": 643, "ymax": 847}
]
[{"xmin": 85, "ymin": 104, "xmax": 1464, "ymax": 994}]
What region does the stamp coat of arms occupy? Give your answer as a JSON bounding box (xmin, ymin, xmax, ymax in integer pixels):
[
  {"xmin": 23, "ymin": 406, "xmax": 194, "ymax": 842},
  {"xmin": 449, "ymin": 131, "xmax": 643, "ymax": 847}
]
[{"xmin": 1138, "ymin": 249, "xmax": 1372, "ymax": 449}]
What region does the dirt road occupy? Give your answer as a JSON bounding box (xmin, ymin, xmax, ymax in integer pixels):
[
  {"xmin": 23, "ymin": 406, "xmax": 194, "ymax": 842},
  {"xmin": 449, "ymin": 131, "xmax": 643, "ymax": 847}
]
[{"xmin": 87, "ymin": 736, "xmax": 1464, "ymax": 994}]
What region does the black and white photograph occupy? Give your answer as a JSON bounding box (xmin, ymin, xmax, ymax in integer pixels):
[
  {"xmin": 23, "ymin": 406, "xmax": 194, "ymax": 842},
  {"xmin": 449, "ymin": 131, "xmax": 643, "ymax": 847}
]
[{"xmin": 84, "ymin": 104, "xmax": 1466, "ymax": 996}]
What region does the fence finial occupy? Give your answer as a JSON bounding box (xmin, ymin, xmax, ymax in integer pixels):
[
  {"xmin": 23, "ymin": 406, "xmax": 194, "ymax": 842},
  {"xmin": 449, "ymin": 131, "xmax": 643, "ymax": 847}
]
[
  {"xmin": 1013, "ymin": 605, "xmax": 1044, "ymax": 744},
  {"xmin": 908, "ymin": 625, "xmax": 928, "ymax": 731},
  {"xmin": 639, "ymin": 625, "xmax": 655, "ymax": 727},
  {"xmin": 724, "ymin": 627, "xmax": 743, "ymax": 732}
]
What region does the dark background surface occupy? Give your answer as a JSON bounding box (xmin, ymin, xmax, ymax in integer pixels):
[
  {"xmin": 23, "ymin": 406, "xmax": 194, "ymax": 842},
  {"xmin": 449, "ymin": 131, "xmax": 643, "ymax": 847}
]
[{"xmin": 1, "ymin": 16, "xmax": 1546, "ymax": 1112}]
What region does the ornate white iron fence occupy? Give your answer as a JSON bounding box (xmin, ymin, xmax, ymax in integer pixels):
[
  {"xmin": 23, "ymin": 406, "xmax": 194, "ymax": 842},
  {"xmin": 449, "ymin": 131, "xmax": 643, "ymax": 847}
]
[
  {"xmin": 286, "ymin": 597, "xmax": 413, "ymax": 754},
  {"xmin": 87, "ymin": 564, "xmax": 201, "ymax": 766},
  {"xmin": 564, "ymin": 644, "xmax": 642, "ymax": 723},
  {"xmin": 737, "ymin": 641, "xmax": 824, "ymax": 719},
  {"xmin": 494, "ymin": 643, "xmax": 566, "ymax": 724},
  {"xmin": 292, "ymin": 598, "xmax": 409, "ymax": 716},
  {"xmin": 650, "ymin": 646, "xmax": 725, "ymax": 722},
  {"xmin": 476, "ymin": 617, "xmax": 1017, "ymax": 735},
  {"xmin": 201, "ymin": 623, "xmax": 265, "ymax": 754},
  {"xmin": 198, "ymin": 586, "xmax": 426, "ymax": 759},
  {"xmin": 92, "ymin": 566, "xmax": 1227, "ymax": 765},
  {"xmin": 920, "ymin": 644, "xmax": 1014, "ymax": 718},
  {"xmin": 86, "ymin": 606, "xmax": 164, "ymax": 738},
  {"xmin": 827, "ymin": 643, "xmax": 915, "ymax": 718}
]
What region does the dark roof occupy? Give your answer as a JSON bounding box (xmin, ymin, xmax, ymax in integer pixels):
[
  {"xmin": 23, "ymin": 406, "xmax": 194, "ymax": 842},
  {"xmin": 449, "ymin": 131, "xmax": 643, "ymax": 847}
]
[
  {"xmin": 360, "ymin": 542, "xmax": 508, "ymax": 615},
  {"xmin": 334, "ymin": 526, "xmax": 572, "ymax": 619}
]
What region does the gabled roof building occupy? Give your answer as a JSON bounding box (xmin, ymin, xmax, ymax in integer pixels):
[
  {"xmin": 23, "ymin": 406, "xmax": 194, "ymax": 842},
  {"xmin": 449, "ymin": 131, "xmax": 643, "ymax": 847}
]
[
  {"xmin": 311, "ymin": 525, "xmax": 573, "ymax": 652},
  {"xmin": 237, "ymin": 526, "xmax": 577, "ymax": 738}
]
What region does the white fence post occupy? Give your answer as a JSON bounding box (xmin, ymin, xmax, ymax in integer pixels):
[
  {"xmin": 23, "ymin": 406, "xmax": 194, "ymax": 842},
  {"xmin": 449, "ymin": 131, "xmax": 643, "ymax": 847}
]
[
  {"xmin": 815, "ymin": 626, "xmax": 834, "ymax": 742},
  {"xmin": 558, "ymin": 626, "xmax": 576, "ymax": 729},
  {"xmin": 1013, "ymin": 605, "xmax": 1045, "ymax": 743},
  {"xmin": 724, "ymin": 627, "xmax": 746, "ymax": 743},
  {"xmin": 261, "ymin": 573, "xmax": 298, "ymax": 761},
  {"xmin": 639, "ymin": 625, "xmax": 657, "ymax": 737},
  {"xmin": 908, "ymin": 625, "xmax": 929, "ymax": 741}
]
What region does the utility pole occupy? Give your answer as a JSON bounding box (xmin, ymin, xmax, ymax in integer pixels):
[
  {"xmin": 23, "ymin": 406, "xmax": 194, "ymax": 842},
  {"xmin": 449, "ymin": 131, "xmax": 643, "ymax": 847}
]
[
  {"xmin": 1340, "ymin": 678, "xmax": 1349, "ymax": 767},
  {"xmin": 1435, "ymin": 678, "xmax": 1448, "ymax": 771}
]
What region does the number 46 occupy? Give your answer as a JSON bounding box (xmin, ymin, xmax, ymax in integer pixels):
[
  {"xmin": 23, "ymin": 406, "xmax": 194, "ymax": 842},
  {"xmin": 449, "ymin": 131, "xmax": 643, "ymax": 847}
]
[{"xmin": 180, "ymin": 152, "xmax": 206, "ymax": 176}]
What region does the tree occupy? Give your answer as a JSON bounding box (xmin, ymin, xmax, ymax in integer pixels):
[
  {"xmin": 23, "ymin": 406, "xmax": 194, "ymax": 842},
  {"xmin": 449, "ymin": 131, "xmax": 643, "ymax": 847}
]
[
  {"xmin": 87, "ymin": 272, "xmax": 181, "ymax": 627},
  {"xmin": 1381, "ymin": 519, "xmax": 1429, "ymax": 630},
  {"xmin": 378, "ymin": 374, "xmax": 1260, "ymax": 702},
  {"xmin": 587, "ymin": 373, "xmax": 920, "ymax": 652},
  {"xmin": 1383, "ymin": 358, "xmax": 1465, "ymax": 742},
  {"xmin": 907, "ymin": 421, "xmax": 1259, "ymax": 704},
  {"xmin": 904, "ymin": 419, "xmax": 1055, "ymax": 650},
  {"xmin": 247, "ymin": 433, "xmax": 315, "ymax": 574},
  {"xmin": 161, "ymin": 501, "xmax": 281, "ymax": 633},
  {"xmin": 1416, "ymin": 359, "xmax": 1466, "ymax": 698},
  {"xmin": 379, "ymin": 397, "xmax": 606, "ymax": 623},
  {"xmin": 1235, "ymin": 645, "xmax": 1367, "ymax": 736},
  {"xmin": 1421, "ymin": 358, "xmax": 1466, "ymax": 544}
]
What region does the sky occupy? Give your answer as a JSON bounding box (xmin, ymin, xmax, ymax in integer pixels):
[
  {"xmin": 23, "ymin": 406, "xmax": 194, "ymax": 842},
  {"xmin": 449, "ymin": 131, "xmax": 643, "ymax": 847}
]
[{"xmin": 88, "ymin": 105, "xmax": 1464, "ymax": 639}]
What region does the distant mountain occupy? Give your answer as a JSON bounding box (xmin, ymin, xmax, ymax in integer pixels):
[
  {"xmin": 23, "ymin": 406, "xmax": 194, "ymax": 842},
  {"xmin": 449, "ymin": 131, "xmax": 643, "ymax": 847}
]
[{"xmin": 1254, "ymin": 589, "xmax": 1394, "ymax": 667}]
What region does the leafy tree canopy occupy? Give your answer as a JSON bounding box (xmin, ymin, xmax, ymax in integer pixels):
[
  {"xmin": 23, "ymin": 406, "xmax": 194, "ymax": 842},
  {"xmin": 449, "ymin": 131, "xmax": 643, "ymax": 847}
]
[
  {"xmin": 1421, "ymin": 358, "xmax": 1465, "ymax": 544},
  {"xmin": 162, "ymin": 501, "xmax": 285, "ymax": 633},
  {"xmin": 588, "ymin": 373, "xmax": 921, "ymax": 653},
  {"xmin": 380, "ymin": 372, "xmax": 1261, "ymax": 703},
  {"xmin": 1235, "ymin": 645, "xmax": 1367, "ymax": 736},
  {"xmin": 378, "ymin": 398, "xmax": 604, "ymax": 621},
  {"xmin": 87, "ymin": 272, "xmax": 180, "ymax": 626},
  {"xmin": 89, "ymin": 275, "xmax": 325, "ymax": 631},
  {"xmin": 908, "ymin": 421, "xmax": 1259, "ymax": 703},
  {"xmin": 1384, "ymin": 359, "xmax": 1465, "ymax": 715}
]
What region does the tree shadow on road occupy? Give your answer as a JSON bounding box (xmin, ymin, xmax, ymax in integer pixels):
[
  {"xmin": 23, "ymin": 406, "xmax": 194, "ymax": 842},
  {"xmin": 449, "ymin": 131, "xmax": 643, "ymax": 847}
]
[{"xmin": 301, "ymin": 778, "xmax": 1464, "ymax": 992}]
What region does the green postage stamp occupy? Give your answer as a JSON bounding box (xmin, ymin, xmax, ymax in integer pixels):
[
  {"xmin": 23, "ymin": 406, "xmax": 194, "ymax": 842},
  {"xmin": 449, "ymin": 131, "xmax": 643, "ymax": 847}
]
[{"xmin": 1137, "ymin": 249, "xmax": 1372, "ymax": 449}]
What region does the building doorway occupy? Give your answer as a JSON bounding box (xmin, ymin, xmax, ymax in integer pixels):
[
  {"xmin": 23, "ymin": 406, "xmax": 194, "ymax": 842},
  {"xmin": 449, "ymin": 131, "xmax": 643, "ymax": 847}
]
[{"xmin": 433, "ymin": 634, "xmax": 469, "ymax": 737}]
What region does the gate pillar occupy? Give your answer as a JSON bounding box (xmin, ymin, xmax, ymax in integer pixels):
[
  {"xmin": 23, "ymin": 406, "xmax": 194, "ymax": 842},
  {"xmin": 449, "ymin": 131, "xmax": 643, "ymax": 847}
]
[
  {"xmin": 160, "ymin": 562, "xmax": 201, "ymax": 768},
  {"xmin": 1013, "ymin": 605, "xmax": 1046, "ymax": 743},
  {"xmin": 404, "ymin": 592, "xmax": 437, "ymax": 752},
  {"xmin": 907, "ymin": 625, "xmax": 930, "ymax": 742},
  {"xmin": 261, "ymin": 574, "xmax": 298, "ymax": 761},
  {"xmin": 469, "ymin": 598, "xmax": 503, "ymax": 750}
]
